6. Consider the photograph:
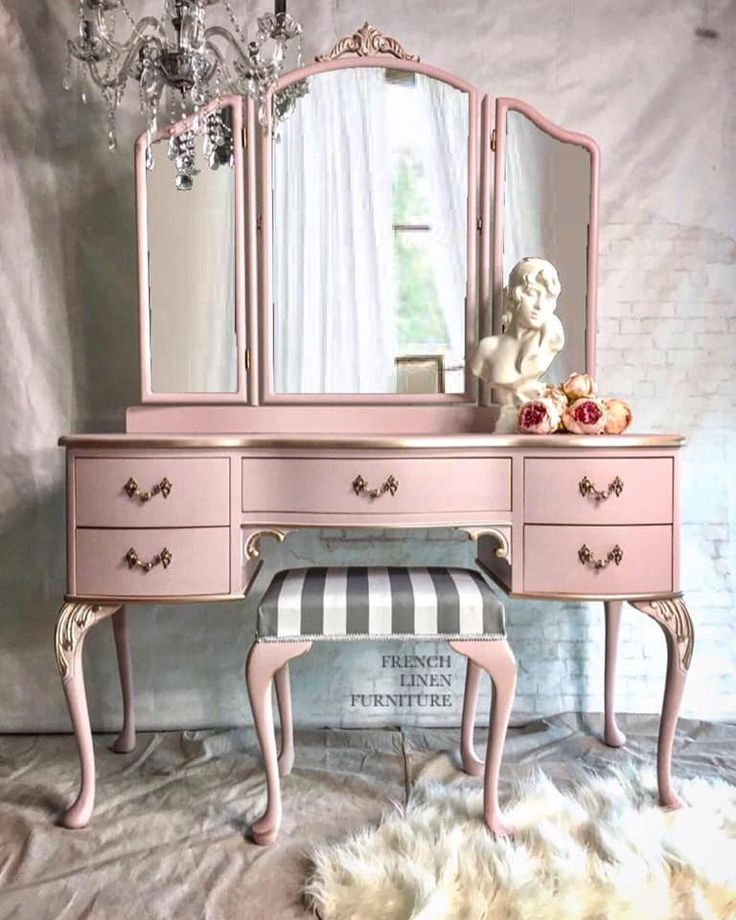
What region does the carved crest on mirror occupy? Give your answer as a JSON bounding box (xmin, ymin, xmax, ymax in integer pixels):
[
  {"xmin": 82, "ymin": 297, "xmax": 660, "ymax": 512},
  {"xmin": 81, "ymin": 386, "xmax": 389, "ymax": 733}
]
[{"xmin": 316, "ymin": 22, "xmax": 420, "ymax": 63}]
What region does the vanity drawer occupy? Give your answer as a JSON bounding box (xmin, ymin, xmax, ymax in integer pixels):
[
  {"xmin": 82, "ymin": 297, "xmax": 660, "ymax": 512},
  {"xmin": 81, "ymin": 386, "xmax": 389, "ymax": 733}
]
[
  {"xmin": 75, "ymin": 457, "xmax": 230, "ymax": 527},
  {"xmin": 523, "ymin": 525, "xmax": 672, "ymax": 595},
  {"xmin": 241, "ymin": 457, "xmax": 511, "ymax": 516},
  {"xmin": 524, "ymin": 458, "xmax": 673, "ymax": 525},
  {"xmin": 74, "ymin": 527, "xmax": 230, "ymax": 597}
]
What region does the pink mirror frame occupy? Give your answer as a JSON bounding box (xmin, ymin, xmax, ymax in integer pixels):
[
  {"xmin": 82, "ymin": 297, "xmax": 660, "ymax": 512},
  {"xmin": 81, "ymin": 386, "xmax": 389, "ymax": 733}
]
[
  {"xmin": 258, "ymin": 57, "xmax": 481, "ymax": 405},
  {"xmin": 487, "ymin": 97, "xmax": 600, "ymax": 379},
  {"xmin": 135, "ymin": 94, "xmax": 255, "ymax": 404}
]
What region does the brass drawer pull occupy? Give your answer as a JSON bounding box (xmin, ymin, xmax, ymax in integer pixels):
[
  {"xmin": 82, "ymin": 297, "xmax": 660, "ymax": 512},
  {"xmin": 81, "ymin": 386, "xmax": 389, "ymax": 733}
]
[
  {"xmin": 578, "ymin": 544, "xmax": 623, "ymax": 570},
  {"xmin": 579, "ymin": 475, "xmax": 624, "ymax": 501},
  {"xmin": 352, "ymin": 474, "xmax": 399, "ymax": 499},
  {"xmin": 123, "ymin": 476, "xmax": 172, "ymax": 502},
  {"xmin": 125, "ymin": 547, "xmax": 172, "ymax": 572}
]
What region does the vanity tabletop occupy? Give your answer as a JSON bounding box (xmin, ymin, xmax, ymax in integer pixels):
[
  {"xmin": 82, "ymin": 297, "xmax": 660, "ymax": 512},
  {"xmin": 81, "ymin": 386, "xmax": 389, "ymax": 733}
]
[{"xmin": 59, "ymin": 432, "xmax": 686, "ymax": 450}]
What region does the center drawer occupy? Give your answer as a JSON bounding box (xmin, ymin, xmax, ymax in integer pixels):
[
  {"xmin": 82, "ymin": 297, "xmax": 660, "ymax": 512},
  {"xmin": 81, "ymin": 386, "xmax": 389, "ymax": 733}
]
[
  {"xmin": 242, "ymin": 457, "xmax": 511, "ymax": 516},
  {"xmin": 75, "ymin": 457, "xmax": 230, "ymax": 528}
]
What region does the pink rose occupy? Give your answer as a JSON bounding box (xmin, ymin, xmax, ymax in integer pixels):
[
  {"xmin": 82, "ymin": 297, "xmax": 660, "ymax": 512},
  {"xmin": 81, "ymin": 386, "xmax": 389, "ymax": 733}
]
[
  {"xmin": 603, "ymin": 398, "xmax": 633, "ymax": 434},
  {"xmin": 541, "ymin": 384, "xmax": 568, "ymax": 418},
  {"xmin": 517, "ymin": 399, "xmax": 560, "ymax": 435},
  {"xmin": 562, "ymin": 372, "xmax": 597, "ymax": 401},
  {"xmin": 562, "ymin": 397, "xmax": 607, "ymax": 435}
]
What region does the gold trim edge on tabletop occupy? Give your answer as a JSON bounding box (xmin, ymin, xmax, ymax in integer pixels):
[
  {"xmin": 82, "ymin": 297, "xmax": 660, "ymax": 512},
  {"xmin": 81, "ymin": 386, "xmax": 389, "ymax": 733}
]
[
  {"xmin": 316, "ymin": 22, "xmax": 420, "ymax": 62},
  {"xmin": 59, "ymin": 433, "xmax": 687, "ymax": 450}
]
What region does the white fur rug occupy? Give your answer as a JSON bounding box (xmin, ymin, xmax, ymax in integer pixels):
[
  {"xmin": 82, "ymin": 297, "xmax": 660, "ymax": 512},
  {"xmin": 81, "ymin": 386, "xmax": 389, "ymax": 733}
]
[{"xmin": 305, "ymin": 767, "xmax": 736, "ymax": 919}]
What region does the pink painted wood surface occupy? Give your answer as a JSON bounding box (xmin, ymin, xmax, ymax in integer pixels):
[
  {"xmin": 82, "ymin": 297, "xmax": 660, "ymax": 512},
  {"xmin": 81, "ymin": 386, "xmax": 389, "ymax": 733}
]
[
  {"xmin": 524, "ymin": 457, "xmax": 674, "ymax": 525},
  {"xmin": 126, "ymin": 404, "xmax": 500, "ymax": 434},
  {"xmin": 135, "ymin": 95, "xmax": 249, "ymax": 404},
  {"xmin": 492, "ymin": 97, "xmax": 599, "ymax": 376},
  {"xmin": 245, "ymin": 640, "xmax": 313, "ymax": 846},
  {"xmin": 259, "ymin": 57, "xmax": 480, "ymax": 406},
  {"xmin": 524, "ymin": 524, "xmax": 672, "ymax": 596},
  {"xmin": 274, "ymin": 664, "xmax": 294, "ymax": 777},
  {"xmin": 75, "ymin": 527, "xmax": 230, "ymax": 597},
  {"xmin": 478, "ymin": 94, "xmax": 494, "ymax": 408},
  {"xmin": 603, "ymin": 600, "xmax": 627, "ymax": 748},
  {"xmin": 111, "ymin": 606, "xmax": 136, "ymax": 754},
  {"xmin": 74, "ymin": 457, "xmax": 230, "ymax": 528},
  {"xmin": 460, "ymin": 660, "xmax": 484, "ymax": 776},
  {"xmin": 241, "ymin": 457, "xmax": 511, "ymax": 515},
  {"xmin": 451, "ymin": 640, "xmax": 517, "ymax": 836}
]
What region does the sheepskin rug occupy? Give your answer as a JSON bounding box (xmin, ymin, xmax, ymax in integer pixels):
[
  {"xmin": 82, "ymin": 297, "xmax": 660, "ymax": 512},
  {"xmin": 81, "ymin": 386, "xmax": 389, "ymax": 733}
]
[{"xmin": 305, "ymin": 767, "xmax": 736, "ymax": 919}]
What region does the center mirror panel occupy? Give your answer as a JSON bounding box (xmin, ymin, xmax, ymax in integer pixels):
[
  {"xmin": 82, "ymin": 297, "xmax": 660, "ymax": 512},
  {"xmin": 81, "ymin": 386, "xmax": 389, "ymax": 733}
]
[{"xmin": 269, "ymin": 67, "xmax": 472, "ymax": 396}]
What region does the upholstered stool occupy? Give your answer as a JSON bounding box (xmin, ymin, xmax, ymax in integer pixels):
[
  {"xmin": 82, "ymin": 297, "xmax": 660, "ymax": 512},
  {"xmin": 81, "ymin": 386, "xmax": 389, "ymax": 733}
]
[{"xmin": 245, "ymin": 566, "xmax": 517, "ymax": 845}]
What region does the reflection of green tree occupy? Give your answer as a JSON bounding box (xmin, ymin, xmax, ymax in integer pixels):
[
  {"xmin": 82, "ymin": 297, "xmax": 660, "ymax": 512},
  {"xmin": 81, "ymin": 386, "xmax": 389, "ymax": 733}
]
[{"xmin": 393, "ymin": 152, "xmax": 448, "ymax": 350}]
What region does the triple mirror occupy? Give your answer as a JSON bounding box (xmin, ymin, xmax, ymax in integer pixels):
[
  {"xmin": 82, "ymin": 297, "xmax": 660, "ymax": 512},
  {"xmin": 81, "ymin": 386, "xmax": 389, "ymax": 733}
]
[{"xmin": 137, "ymin": 30, "xmax": 598, "ymax": 404}]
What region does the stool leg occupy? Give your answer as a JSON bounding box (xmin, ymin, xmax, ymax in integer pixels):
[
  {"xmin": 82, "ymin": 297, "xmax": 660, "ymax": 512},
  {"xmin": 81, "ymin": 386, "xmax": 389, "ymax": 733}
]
[
  {"xmin": 460, "ymin": 660, "xmax": 484, "ymax": 776},
  {"xmin": 274, "ymin": 663, "xmax": 294, "ymax": 777},
  {"xmin": 245, "ymin": 640, "xmax": 312, "ymax": 846},
  {"xmin": 451, "ymin": 640, "xmax": 516, "ymax": 836}
]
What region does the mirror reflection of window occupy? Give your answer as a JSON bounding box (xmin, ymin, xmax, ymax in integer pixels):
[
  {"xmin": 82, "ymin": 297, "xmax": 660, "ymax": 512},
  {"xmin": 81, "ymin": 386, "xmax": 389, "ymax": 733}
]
[{"xmin": 271, "ymin": 68, "xmax": 468, "ymax": 395}]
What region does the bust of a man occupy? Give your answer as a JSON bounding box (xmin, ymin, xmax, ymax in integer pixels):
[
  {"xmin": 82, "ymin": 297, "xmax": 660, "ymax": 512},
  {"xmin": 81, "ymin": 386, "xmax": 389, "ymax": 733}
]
[{"xmin": 471, "ymin": 256, "xmax": 564, "ymax": 405}]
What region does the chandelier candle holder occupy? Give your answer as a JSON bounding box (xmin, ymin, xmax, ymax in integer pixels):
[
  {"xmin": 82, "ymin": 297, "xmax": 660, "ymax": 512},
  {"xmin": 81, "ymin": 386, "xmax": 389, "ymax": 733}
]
[{"xmin": 64, "ymin": 0, "xmax": 306, "ymax": 188}]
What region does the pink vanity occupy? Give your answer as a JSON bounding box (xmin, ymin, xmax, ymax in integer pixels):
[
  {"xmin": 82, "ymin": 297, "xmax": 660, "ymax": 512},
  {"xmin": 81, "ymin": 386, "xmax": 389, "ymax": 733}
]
[{"xmin": 56, "ymin": 23, "xmax": 692, "ymax": 831}]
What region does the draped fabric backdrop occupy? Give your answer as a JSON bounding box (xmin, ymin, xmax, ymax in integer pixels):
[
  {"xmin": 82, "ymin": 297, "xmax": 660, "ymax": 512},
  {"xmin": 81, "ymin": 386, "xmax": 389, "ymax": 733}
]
[{"xmin": 0, "ymin": 0, "xmax": 734, "ymax": 730}]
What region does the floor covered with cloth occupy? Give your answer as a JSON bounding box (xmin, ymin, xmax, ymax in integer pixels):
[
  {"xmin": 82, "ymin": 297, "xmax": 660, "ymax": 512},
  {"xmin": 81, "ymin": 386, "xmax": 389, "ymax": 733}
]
[{"xmin": 1, "ymin": 714, "xmax": 735, "ymax": 920}]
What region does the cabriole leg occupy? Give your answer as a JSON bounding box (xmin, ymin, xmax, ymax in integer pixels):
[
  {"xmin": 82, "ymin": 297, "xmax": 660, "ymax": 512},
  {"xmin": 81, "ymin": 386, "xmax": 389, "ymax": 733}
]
[
  {"xmin": 629, "ymin": 594, "xmax": 694, "ymax": 810},
  {"xmin": 450, "ymin": 639, "xmax": 517, "ymax": 836},
  {"xmin": 603, "ymin": 600, "xmax": 627, "ymax": 747},
  {"xmin": 111, "ymin": 605, "xmax": 136, "ymax": 754},
  {"xmin": 274, "ymin": 663, "xmax": 294, "ymax": 777},
  {"xmin": 245, "ymin": 640, "xmax": 312, "ymax": 846},
  {"xmin": 55, "ymin": 602, "xmax": 120, "ymax": 829},
  {"xmin": 460, "ymin": 660, "xmax": 484, "ymax": 776}
]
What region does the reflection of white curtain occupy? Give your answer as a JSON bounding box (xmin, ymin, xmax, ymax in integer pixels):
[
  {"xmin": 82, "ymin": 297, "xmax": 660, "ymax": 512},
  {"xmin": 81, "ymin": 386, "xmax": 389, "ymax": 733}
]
[
  {"xmin": 149, "ymin": 155, "xmax": 236, "ymax": 393},
  {"xmin": 415, "ymin": 77, "xmax": 468, "ymax": 374},
  {"xmin": 273, "ymin": 70, "xmax": 397, "ymax": 393}
]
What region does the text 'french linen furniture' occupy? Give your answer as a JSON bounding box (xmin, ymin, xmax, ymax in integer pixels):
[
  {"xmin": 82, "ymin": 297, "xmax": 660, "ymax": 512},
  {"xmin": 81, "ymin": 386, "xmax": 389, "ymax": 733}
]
[{"xmin": 57, "ymin": 23, "xmax": 692, "ymax": 840}]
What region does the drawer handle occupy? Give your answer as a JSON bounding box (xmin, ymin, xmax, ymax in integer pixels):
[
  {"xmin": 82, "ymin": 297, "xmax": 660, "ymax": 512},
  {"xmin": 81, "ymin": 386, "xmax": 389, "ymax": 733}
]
[
  {"xmin": 125, "ymin": 547, "xmax": 172, "ymax": 572},
  {"xmin": 123, "ymin": 476, "xmax": 172, "ymax": 502},
  {"xmin": 352, "ymin": 474, "xmax": 399, "ymax": 499},
  {"xmin": 578, "ymin": 475, "xmax": 624, "ymax": 501},
  {"xmin": 578, "ymin": 543, "xmax": 623, "ymax": 570}
]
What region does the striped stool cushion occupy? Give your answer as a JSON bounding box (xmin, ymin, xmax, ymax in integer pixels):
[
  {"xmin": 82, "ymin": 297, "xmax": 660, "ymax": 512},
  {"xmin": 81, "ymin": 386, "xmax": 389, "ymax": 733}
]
[{"xmin": 256, "ymin": 566, "xmax": 505, "ymax": 641}]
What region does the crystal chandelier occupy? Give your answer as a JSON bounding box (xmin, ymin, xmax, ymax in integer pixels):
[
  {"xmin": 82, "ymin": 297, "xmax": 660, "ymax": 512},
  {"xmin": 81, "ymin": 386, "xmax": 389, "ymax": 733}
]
[{"xmin": 63, "ymin": 0, "xmax": 307, "ymax": 188}]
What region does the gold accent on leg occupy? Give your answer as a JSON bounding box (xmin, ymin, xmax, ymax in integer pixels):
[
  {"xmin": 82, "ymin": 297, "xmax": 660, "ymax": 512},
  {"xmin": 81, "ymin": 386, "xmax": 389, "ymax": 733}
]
[
  {"xmin": 316, "ymin": 23, "xmax": 420, "ymax": 62},
  {"xmin": 55, "ymin": 603, "xmax": 120, "ymax": 682},
  {"xmin": 629, "ymin": 594, "xmax": 694, "ymax": 672}
]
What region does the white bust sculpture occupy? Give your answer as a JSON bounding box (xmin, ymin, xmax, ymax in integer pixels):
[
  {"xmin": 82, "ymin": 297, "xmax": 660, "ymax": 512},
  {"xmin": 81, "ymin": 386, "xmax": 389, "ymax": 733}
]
[{"xmin": 471, "ymin": 257, "xmax": 564, "ymax": 406}]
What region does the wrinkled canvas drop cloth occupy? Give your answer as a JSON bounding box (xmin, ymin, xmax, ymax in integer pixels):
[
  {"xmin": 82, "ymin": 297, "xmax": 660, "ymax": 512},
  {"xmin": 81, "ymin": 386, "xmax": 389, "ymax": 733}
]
[{"xmin": 1, "ymin": 714, "xmax": 736, "ymax": 920}]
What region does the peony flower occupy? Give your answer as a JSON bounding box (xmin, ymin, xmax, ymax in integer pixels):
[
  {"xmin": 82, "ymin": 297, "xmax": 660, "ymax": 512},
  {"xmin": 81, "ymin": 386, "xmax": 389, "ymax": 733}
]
[
  {"xmin": 603, "ymin": 398, "xmax": 633, "ymax": 434},
  {"xmin": 541, "ymin": 384, "xmax": 568, "ymax": 418},
  {"xmin": 517, "ymin": 399, "xmax": 561, "ymax": 435},
  {"xmin": 562, "ymin": 397, "xmax": 607, "ymax": 435},
  {"xmin": 562, "ymin": 372, "xmax": 597, "ymax": 401}
]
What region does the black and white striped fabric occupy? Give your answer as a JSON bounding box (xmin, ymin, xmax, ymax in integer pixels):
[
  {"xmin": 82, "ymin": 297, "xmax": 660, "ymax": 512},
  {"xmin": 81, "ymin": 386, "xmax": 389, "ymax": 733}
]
[{"xmin": 256, "ymin": 567, "xmax": 506, "ymax": 641}]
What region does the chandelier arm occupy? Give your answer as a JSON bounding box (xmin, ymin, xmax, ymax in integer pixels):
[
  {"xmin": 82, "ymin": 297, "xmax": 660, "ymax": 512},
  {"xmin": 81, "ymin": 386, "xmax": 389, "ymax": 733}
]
[
  {"xmin": 94, "ymin": 9, "xmax": 167, "ymax": 53},
  {"xmin": 87, "ymin": 36, "xmax": 160, "ymax": 93},
  {"xmin": 203, "ymin": 25, "xmax": 251, "ymax": 65}
]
